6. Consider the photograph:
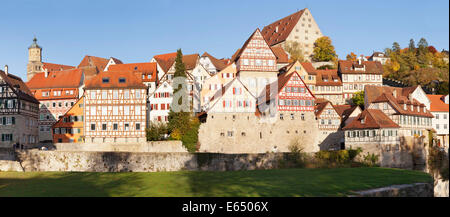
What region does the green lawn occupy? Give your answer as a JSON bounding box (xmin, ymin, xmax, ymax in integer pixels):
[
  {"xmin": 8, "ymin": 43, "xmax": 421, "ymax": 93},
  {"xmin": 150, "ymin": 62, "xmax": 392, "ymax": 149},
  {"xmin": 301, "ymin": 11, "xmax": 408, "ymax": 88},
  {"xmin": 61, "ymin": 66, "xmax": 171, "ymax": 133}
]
[{"xmin": 0, "ymin": 167, "xmax": 431, "ymax": 197}]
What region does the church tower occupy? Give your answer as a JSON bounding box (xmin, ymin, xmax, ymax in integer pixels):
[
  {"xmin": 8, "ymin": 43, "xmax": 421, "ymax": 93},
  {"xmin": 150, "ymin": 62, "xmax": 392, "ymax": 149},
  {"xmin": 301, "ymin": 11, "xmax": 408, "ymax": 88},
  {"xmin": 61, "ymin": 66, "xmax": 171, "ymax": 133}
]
[{"xmin": 27, "ymin": 37, "xmax": 43, "ymax": 81}]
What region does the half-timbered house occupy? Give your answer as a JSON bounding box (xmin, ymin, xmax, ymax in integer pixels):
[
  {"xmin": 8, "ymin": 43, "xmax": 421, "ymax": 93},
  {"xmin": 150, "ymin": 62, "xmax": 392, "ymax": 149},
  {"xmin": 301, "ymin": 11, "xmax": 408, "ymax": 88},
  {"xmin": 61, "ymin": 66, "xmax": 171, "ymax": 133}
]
[
  {"xmin": 234, "ymin": 28, "xmax": 278, "ymax": 98},
  {"xmin": 84, "ymin": 71, "xmax": 147, "ymax": 143},
  {"xmin": 0, "ymin": 67, "xmax": 40, "ymax": 148},
  {"xmin": 148, "ymin": 80, "xmax": 173, "ymax": 123}
]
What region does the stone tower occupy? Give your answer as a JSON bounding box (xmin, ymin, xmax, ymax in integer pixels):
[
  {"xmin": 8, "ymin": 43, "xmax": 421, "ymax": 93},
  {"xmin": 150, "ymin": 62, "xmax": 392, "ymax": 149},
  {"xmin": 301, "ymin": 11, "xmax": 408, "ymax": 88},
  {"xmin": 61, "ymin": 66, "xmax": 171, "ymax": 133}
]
[{"xmin": 27, "ymin": 37, "xmax": 43, "ymax": 81}]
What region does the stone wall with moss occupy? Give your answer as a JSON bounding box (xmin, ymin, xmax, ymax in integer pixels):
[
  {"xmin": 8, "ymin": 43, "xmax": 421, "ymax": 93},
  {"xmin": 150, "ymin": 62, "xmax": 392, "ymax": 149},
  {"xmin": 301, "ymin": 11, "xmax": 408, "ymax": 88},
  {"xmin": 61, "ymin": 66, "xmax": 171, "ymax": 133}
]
[{"xmin": 12, "ymin": 150, "xmax": 286, "ymax": 172}]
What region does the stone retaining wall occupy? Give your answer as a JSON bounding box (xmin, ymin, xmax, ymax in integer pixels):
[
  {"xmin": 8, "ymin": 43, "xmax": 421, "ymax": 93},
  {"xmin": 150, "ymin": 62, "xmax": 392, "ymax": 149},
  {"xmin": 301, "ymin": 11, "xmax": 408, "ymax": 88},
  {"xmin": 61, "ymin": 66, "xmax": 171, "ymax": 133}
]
[
  {"xmin": 48, "ymin": 141, "xmax": 187, "ymax": 153},
  {"xmin": 0, "ymin": 160, "xmax": 23, "ymax": 172},
  {"xmin": 14, "ymin": 150, "xmax": 284, "ymax": 172},
  {"xmin": 351, "ymin": 183, "xmax": 434, "ymax": 197},
  {"xmin": 0, "ymin": 148, "xmax": 15, "ymax": 160}
]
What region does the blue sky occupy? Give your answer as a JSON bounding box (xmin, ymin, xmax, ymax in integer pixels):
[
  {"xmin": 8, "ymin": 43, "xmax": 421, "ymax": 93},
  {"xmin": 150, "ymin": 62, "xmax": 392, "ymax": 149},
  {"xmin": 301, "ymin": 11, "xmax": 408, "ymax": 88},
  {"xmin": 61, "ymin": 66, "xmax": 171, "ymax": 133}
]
[{"xmin": 0, "ymin": 0, "xmax": 448, "ymax": 80}]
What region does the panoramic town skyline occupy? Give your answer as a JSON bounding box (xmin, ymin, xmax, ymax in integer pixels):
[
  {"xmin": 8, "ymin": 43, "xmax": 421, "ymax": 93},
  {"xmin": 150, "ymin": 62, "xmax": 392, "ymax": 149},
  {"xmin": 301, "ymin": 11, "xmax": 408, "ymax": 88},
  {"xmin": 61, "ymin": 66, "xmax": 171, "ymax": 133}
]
[{"xmin": 0, "ymin": 0, "xmax": 448, "ymax": 80}]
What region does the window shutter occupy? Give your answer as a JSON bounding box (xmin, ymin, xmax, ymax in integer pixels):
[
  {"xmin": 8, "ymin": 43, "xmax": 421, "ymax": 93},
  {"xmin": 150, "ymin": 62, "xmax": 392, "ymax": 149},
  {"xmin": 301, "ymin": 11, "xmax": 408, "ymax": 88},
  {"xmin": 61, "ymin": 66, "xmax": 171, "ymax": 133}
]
[
  {"xmin": 12, "ymin": 117, "xmax": 15, "ymax": 125},
  {"xmin": 223, "ymin": 101, "xmax": 225, "ymax": 108}
]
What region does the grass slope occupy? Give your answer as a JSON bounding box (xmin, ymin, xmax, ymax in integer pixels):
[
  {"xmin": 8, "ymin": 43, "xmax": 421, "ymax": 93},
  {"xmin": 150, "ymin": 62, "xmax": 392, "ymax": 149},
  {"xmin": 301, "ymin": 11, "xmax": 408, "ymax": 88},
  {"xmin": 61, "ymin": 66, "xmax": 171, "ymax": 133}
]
[{"xmin": 0, "ymin": 167, "xmax": 431, "ymax": 197}]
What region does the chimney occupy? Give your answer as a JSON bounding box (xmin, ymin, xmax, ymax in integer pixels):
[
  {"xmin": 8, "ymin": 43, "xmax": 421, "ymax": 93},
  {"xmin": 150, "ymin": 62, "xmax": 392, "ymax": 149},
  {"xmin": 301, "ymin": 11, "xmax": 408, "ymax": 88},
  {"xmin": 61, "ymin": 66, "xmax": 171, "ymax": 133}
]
[
  {"xmin": 44, "ymin": 68, "xmax": 49, "ymax": 78},
  {"xmin": 358, "ymin": 58, "xmax": 362, "ymax": 65},
  {"xmin": 275, "ymin": 26, "xmax": 279, "ymax": 33},
  {"xmin": 4, "ymin": 65, "xmax": 8, "ymax": 75}
]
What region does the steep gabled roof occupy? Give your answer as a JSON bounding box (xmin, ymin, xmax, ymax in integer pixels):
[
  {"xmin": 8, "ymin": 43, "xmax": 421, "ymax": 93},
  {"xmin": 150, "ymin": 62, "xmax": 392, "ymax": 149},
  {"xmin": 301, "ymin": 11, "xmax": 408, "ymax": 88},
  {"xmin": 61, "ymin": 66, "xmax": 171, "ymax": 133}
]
[
  {"xmin": 270, "ymin": 46, "xmax": 289, "ymax": 63},
  {"xmin": 27, "ymin": 68, "xmax": 83, "ymax": 89},
  {"xmin": 201, "ymin": 52, "xmax": 228, "ymax": 71},
  {"xmin": 263, "ymin": 71, "xmax": 314, "ymax": 103},
  {"xmin": 153, "ymin": 52, "xmax": 177, "ymax": 73},
  {"xmin": 343, "ymin": 109, "xmax": 400, "ymax": 130},
  {"xmin": 77, "ymin": 55, "xmax": 110, "ymax": 72},
  {"xmin": 261, "ymin": 9, "xmax": 305, "ymax": 46},
  {"xmin": 0, "ymin": 70, "xmax": 39, "ymax": 104},
  {"xmin": 183, "ymin": 54, "xmax": 199, "ymax": 70},
  {"xmin": 299, "ymin": 62, "xmax": 317, "ymax": 75},
  {"xmin": 207, "ymin": 78, "xmax": 256, "ymax": 112},
  {"xmin": 232, "ymin": 28, "xmax": 275, "ymax": 63},
  {"xmin": 110, "ymin": 57, "xmax": 123, "ymax": 64},
  {"xmin": 365, "ymin": 85, "xmax": 433, "ymax": 118},
  {"xmin": 85, "ymin": 70, "xmax": 146, "ymax": 89},
  {"xmin": 315, "ymin": 100, "xmax": 334, "ymax": 117}
]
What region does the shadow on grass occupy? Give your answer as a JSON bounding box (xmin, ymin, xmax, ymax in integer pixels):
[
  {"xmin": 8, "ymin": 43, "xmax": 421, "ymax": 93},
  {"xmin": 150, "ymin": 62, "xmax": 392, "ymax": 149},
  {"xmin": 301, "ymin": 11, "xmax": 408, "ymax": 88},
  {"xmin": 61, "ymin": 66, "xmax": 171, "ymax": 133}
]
[{"xmin": 0, "ymin": 172, "xmax": 146, "ymax": 197}]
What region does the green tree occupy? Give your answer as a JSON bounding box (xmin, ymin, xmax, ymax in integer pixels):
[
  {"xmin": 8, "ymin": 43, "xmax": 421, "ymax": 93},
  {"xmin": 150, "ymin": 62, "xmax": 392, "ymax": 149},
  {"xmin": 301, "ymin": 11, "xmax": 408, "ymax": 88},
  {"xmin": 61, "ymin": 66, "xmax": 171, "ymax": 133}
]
[
  {"xmin": 408, "ymin": 39, "xmax": 416, "ymax": 53},
  {"xmin": 351, "ymin": 91, "xmax": 365, "ymax": 108},
  {"xmin": 168, "ymin": 49, "xmax": 191, "ymax": 137},
  {"xmin": 312, "ymin": 36, "xmax": 337, "ymax": 62},
  {"xmin": 392, "ymin": 42, "xmax": 401, "ymax": 53},
  {"xmin": 146, "ymin": 123, "xmax": 168, "ymax": 141},
  {"xmin": 283, "ymin": 41, "xmax": 306, "ymax": 62}
]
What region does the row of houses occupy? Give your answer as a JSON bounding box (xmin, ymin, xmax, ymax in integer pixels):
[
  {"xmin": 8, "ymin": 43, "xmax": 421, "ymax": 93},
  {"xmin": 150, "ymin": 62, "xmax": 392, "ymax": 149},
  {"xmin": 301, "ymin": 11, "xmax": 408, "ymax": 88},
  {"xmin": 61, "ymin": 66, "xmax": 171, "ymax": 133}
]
[{"xmin": 0, "ymin": 9, "xmax": 448, "ymax": 157}]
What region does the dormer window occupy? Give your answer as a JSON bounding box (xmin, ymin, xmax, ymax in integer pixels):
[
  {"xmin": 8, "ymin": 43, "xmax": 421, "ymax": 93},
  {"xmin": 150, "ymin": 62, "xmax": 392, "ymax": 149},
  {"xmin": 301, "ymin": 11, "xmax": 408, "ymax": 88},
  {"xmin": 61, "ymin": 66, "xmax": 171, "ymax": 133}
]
[
  {"xmin": 119, "ymin": 78, "xmax": 126, "ymax": 83},
  {"xmin": 102, "ymin": 77, "xmax": 110, "ymax": 83},
  {"xmin": 403, "ymin": 104, "xmax": 406, "ymax": 110},
  {"xmin": 361, "ymin": 118, "xmax": 365, "ymax": 124}
]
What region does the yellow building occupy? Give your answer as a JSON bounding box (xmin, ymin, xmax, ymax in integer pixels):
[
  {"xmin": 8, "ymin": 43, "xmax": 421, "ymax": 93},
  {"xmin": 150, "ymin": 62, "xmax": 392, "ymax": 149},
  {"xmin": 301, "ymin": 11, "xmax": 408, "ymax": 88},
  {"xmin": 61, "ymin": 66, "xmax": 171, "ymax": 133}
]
[
  {"xmin": 52, "ymin": 96, "xmax": 84, "ymax": 143},
  {"xmin": 200, "ymin": 63, "xmax": 236, "ymax": 111}
]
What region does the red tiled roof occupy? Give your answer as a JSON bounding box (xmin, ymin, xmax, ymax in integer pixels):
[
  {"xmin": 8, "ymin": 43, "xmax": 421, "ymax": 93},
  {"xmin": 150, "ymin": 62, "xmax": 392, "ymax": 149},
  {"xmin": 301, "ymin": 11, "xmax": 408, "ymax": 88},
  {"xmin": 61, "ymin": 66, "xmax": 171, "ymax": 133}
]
[
  {"xmin": 333, "ymin": 104, "xmax": 352, "ymax": 117},
  {"xmin": 77, "ymin": 55, "xmax": 110, "ymax": 72},
  {"xmin": 153, "ymin": 52, "xmax": 177, "ymax": 72},
  {"xmin": 271, "ymin": 46, "xmax": 289, "ymax": 63},
  {"xmin": 338, "ymin": 60, "xmax": 383, "ymax": 74},
  {"xmin": 108, "ymin": 62, "xmax": 158, "ymax": 83},
  {"xmin": 343, "ymin": 109, "xmax": 400, "ymax": 130},
  {"xmin": 201, "ymin": 52, "xmax": 228, "ymax": 71},
  {"xmin": 0, "ymin": 70, "xmax": 39, "ymax": 104},
  {"xmin": 261, "ymin": 9, "xmax": 305, "ymax": 46},
  {"xmin": 315, "ymin": 69, "xmax": 341, "ymax": 86},
  {"xmin": 32, "ymin": 88, "xmax": 79, "ymax": 100},
  {"xmin": 27, "ymin": 68, "xmax": 83, "ymax": 89},
  {"xmin": 85, "ymin": 70, "xmax": 146, "ymax": 89},
  {"xmin": 365, "ymin": 85, "xmax": 434, "ymax": 118},
  {"xmin": 42, "ymin": 62, "xmax": 75, "ymax": 72},
  {"xmin": 183, "ymin": 54, "xmax": 199, "ymax": 70},
  {"xmin": 110, "ymin": 57, "xmax": 123, "ymax": 64},
  {"xmin": 230, "ymin": 48, "xmax": 241, "ymax": 63},
  {"xmin": 427, "ymin": 95, "xmax": 449, "ymax": 112},
  {"xmin": 300, "ymin": 62, "xmax": 317, "ymax": 75},
  {"xmin": 314, "ymin": 100, "xmax": 332, "ymax": 117}
]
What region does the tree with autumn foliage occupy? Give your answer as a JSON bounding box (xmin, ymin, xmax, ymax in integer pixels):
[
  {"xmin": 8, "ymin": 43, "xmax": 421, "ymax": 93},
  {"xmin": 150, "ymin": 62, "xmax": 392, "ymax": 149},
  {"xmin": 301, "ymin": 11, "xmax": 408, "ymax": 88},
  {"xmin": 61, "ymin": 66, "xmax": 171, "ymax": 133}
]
[
  {"xmin": 312, "ymin": 36, "xmax": 337, "ymax": 62},
  {"xmin": 283, "ymin": 41, "xmax": 307, "ymax": 62},
  {"xmin": 346, "ymin": 52, "xmax": 357, "ymax": 61},
  {"xmin": 383, "ymin": 38, "xmax": 449, "ymax": 95}
]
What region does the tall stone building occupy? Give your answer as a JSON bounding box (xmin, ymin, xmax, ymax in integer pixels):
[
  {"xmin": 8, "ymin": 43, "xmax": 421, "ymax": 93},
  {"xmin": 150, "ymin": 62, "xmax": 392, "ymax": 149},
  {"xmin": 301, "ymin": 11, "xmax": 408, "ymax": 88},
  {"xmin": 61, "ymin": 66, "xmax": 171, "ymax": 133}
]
[
  {"xmin": 26, "ymin": 38, "xmax": 75, "ymax": 81},
  {"xmin": 261, "ymin": 8, "xmax": 323, "ymax": 60}
]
